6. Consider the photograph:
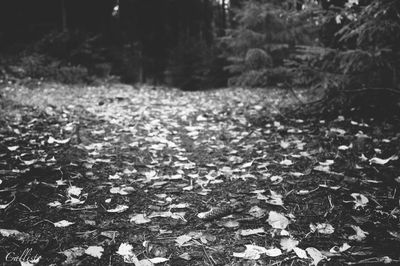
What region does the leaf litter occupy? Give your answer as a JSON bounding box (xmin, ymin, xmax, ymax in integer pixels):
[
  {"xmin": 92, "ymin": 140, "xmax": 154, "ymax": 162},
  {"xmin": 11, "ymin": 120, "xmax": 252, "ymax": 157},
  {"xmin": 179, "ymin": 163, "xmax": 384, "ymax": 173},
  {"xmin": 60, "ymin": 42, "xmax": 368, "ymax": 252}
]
[{"xmin": 0, "ymin": 83, "xmax": 399, "ymax": 265}]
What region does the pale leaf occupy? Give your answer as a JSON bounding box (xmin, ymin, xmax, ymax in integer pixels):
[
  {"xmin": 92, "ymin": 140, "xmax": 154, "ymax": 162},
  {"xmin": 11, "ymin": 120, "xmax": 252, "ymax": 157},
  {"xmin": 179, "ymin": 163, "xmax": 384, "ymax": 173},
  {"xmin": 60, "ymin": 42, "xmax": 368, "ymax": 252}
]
[
  {"xmin": 248, "ymin": 206, "xmax": 266, "ymax": 218},
  {"xmin": 306, "ymin": 247, "xmax": 326, "ymax": 265},
  {"xmin": 175, "ymin": 235, "xmax": 192, "ymax": 246},
  {"xmin": 85, "ymin": 246, "xmax": 104, "ymax": 259},
  {"xmin": 148, "ymin": 257, "xmax": 169, "ymax": 264},
  {"xmin": 107, "ymin": 205, "xmax": 129, "ymax": 213},
  {"xmin": 130, "ymin": 214, "xmax": 151, "ymax": 224},
  {"xmin": 280, "ymin": 237, "xmax": 299, "ymax": 251},
  {"xmin": 240, "ymin": 228, "xmax": 265, "ymax": 236},
  {"xmin": 267, "ymin": 211, "xmax": 289, "ymax": 230},
  {"xmin": 54, "ymin": 220, "xmax": 75, "ymax": 227},
  {"xmin": 265, "ymin": 248, "xmax": 282, "ymax": 257},
  {"xmin": 293, "ymin": 247, "xmax": 308, "ymax": 259},
  {"xmin": 348, "ymin": 225, "xmax": 368, "ymax": 241}
]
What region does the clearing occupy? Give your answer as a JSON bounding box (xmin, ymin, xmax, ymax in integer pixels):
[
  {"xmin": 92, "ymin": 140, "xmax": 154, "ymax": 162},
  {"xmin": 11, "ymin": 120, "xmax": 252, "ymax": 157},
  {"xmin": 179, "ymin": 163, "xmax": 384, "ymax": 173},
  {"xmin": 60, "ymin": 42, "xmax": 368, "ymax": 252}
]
[{"xmin": 0, "ymin": 83, "xmax": 399, "ymax": 265}]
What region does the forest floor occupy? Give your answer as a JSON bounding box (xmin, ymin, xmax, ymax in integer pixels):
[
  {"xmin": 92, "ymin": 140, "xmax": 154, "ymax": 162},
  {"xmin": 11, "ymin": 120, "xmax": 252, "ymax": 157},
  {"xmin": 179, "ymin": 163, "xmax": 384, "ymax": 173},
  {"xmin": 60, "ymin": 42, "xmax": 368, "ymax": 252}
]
[{"xmin": 0, "ymin": 82, "xmax": 400, "ymax": 266}]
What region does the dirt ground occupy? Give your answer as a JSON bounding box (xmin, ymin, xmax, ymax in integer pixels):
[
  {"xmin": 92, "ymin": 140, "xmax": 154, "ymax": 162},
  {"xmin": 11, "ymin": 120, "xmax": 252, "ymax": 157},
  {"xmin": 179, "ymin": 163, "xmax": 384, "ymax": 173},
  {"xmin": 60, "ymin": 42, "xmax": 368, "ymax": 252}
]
[{"xmin": 0, "ymin": 83, "xmax": 399, "ymax": 265}]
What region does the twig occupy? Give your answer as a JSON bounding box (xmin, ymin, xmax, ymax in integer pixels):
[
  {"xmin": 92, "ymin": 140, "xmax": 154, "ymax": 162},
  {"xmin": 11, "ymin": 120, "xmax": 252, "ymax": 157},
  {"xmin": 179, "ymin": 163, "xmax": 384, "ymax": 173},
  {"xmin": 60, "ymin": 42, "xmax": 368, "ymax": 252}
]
[
  {"xmin": 345, "ymin": 257, "xmax": 399, "ymax": 265},
  {"xmin": 62, "ymin": 205, "xmax": 98, "ymax": 211},
  {"xmin": 345, "ymin": 87, "xmax": 400, "ymax": 95},
  {"xmin": 3, "ymin": 194, "xmax": 16, "ymax": 212},
  {"xmin": 201, "ymin": 245, "xmax": 215, "ymax": 266},
  {"xmin": 284, "ymin": 82, "xmax": 305, "ymax": 104},
  {"xmin": 19, "ymin": 202, "xmax": 33, "ymax": 212}
]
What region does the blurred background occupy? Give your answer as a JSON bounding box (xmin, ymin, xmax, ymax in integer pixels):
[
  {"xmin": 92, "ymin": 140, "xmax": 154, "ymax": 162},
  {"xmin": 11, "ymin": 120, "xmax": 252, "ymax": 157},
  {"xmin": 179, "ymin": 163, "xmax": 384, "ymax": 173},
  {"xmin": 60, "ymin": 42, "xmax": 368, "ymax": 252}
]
[{"xmin": 0, "ymin": 0, "xmax": 399, "ymax": 112}]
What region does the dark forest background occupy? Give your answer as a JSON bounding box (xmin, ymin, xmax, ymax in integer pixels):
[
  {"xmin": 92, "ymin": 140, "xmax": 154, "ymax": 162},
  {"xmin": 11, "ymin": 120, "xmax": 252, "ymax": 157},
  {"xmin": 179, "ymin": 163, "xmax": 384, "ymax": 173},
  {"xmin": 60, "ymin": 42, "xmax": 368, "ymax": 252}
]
[
  {"xmin": 0, "ymin": 0, "xmax": 399, "ymax": 114},
  {"xmin": 0, "ymin": 0, "xmax": 232, "ymax": 89}
]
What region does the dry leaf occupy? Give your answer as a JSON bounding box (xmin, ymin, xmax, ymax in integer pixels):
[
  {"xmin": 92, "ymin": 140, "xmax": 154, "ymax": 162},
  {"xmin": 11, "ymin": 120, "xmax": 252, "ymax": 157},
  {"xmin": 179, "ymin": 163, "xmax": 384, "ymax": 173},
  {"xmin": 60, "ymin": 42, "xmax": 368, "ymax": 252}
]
[
  {"xmin": 348, "ymin": 225, "xmax": 369, "ymax": 241},
  {"xmin": 310, "ymin": 223, "xmax": 335, "ymax": 234},
  {"xmin": 223, "ymin": 220, "xmax": 240, "ymax": 228},
  {"xmin": 67, "ymin": 186, "xmax": 82, "ymax": 197},
  {"xmin": 232, "ymin": 245, "xmax": 268, "ymax": 260},
  {"xmin": 293, "ymin": 247, "xmax": 308, "ymax": 259},
  {"xmin": 265, "ymin": 248, "xmax": 282, "ymax": 257},
  {"xmin": 240, "ymin": 228, "xmax": 265, "ymax": 236},
  {"xmin": 345, "ymin": 193, "xmax": 368, "ymax": 209},
  {"xmin": 60, "ymin": 247, "xmax": 85, "ymax": 265},
  {"xmin": 130, "ymin": 214, "xmax": 151, "ymax": 224},
  {"xmin": 280, "ymin": 158, "xmax": 293, "ymax": 166},
  {"xmin": 148, "ymin": 257, "xmax": 169, "ymax": 264},
  {"xmin": 306, "ymin": 247, "xmax": 326, "ymax": 265},
  {"xmin": 267, "ymin": 211, "xmax": 289, "ymax": 230},
  {"xmin": 54, "ymin": 220, "xmax": 75, "ymax": 227},
  {"xmin": 248, "ymin": 206, "xmax": 266, "ymax": 218},
  {"xmin": 280, "ymin": 237, "xmax": 299, "ymax": 252},
  {"xmin": 85, "ymin": 246, "xmax": 104, "ymax": 259},
  {"xmin": 175, "ymin": 234, "xmax": 192, "ymax": 246},
  {"xmin": 369, "ymin": 155, "xmax": 398, "ymax": 165},
  {"xmin": 330, "ymin": 243, "xmax": 351, "ymax": 253},
  {"xmin": 107, "ymin": 205, "xmax": 129, "ymax": 213}
]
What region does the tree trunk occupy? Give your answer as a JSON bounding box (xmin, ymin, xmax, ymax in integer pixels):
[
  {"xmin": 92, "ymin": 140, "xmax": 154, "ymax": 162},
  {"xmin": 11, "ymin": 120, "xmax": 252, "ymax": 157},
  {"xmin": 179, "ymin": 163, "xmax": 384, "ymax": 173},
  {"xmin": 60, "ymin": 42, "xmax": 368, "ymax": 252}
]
[
  {"xmin": 221, "ymin": 0, "xmax": 226, "ymax": 30},
  {"xmin": 61, "ymin": 0, "xmax": 67, "ymax": 32}
]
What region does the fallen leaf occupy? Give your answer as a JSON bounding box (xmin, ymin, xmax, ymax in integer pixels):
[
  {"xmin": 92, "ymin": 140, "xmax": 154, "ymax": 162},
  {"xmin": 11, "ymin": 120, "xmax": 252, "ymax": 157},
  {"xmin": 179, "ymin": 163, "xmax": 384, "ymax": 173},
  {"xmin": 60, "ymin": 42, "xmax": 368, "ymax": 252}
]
[
  {"xmin": 242, "ymin": 160, "xmax": 254, "ymax": 168},
  {"xmin": 175, "ymin": 234, "xmax": 192, "ymax": 246},
  {"xmin": 148, "ymin": 257, "xmax": 169, "ymax": 264},
  {"xmin": 179, "ymin": 253, "xmax": 191, "ymax": 260},
  {"xmin": 293, "ymin": 247, "xmax": 308, "ymax": 259},
  {"xmin": 54, "ymin": 220, "xmax": 75, "ymax": 227},
  {"xmin": 117, "ymin": 243, "xmax": 139, "ymax": 264},
  {"xmin": 107, "ymin": 205, "xmax": 129, "ymax": 213},
  {"xmin": 240, "ymin": 228, "xmax": 265, "ymax": 236},
  {"xmin": 346, "ymin": 193, "xmax": 368, "ymax": 209},
  {"xmin": 223, "ymin": 220, "xmax": 240, "ymax": 228},
  {"xmin": 248, "ymin": 206, "xmax": 266, "ymax": 218},
  {"xmin": 60, "ymin": 247, "xmax": 85, "ymax": 265},
  {"xmin": 338, "ymin": 144, "xmax": 352, "ymax": 150},
  {"xmin": 315, "ymin": 162, "xmax": 332, "ymax": 172},
  {"xmin": 267, "ymin": 211, "xmax": 289, "ymax": 230},
  {"xmin": 0, "ymin": 229, "xmax": 29, "ymax": 241},
  {"xmin": 348, "ymin": 225, "xmax": 369, "ymax": 241},
  {"xmin": 310, "ymin": 223, "xmax": 335, "ymax": 234},
  {"xmin": 48, "ymin": 201, "xmax": 62, "ymax": 207},
  {"xmin": 280, "ymin": 140, "xmax": 290, "ymax": 149},
  {"xmin": 319, "ymin": 159, "xmax": 334, "ymax": 166},
  {"xmin": 110, "ymin": 186, "xmax": 135, "ymax": 195},
  {"xmin": 109, "ymin": 173, "xmax": 122, "ymax": 180},
  {"xmin": 306, "ymin": 247, "xmax": 326, "ymax": 265},
  {"xmin": 265, "ymin": 248, "xmax": 282, "ymax": 257},
  {"xmin": 48, "ymin": 136, "xmax": 70, "ymax": 144},
  {"xmin": 130, "ymin": 214, "xmax": 151, "ymax": 224},
  {"xmin": 67, "ymin": 186, "xmax": 82, "ymax": 197},
  {"xmin": 280, "ymin": 237, "xmax": 299, "ymax": 252},
  {"xmin": 280, "ymin": 158, "xmax": 293, "ymax": 166},
  {"xmin": 270, "ymin": 175, "xmax": 283, "ymax": 184},
  {"xmin": 232, "ymin": 245, "xmax": 268, "ymax": 260},
  {"xmin": 7, "ymin": 146, "xmax": 19, "ymax": 151},
  {"xmin": 330, "ymin": 128, "xmax": 346, "ymax": 135},
  {"xmin": 369, "ymin": 155, "xmax": 398, "ymax": 165},
  {"xmin": 85, "ymin": 246, "xmax": 104, "ymax": 259},
  {"xmin": 330, "ymin": 243, "xmax": 351, "ymax": 253}
]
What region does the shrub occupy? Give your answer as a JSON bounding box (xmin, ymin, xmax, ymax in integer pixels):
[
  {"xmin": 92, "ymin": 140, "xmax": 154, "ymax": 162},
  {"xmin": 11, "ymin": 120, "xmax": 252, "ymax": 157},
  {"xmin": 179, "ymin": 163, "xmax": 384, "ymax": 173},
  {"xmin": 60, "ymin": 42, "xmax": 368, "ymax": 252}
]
[
  {"xmin": 228, "ymin": 69, "xmax": 269, "ymax": 87},
  {"xmin": 245, "ymin": 48, "xmax": 273, "ymax": 70},
  {"xmin": 55, "ymin": 66, "xmax": 88, "ymax": 84},
  {"xmin": 222, "ymin": 0, "xmax": 318, "ymax": 88},
  {"xmin": 165, "ymin": 37, "xmax": 227, "ymax": 90}
]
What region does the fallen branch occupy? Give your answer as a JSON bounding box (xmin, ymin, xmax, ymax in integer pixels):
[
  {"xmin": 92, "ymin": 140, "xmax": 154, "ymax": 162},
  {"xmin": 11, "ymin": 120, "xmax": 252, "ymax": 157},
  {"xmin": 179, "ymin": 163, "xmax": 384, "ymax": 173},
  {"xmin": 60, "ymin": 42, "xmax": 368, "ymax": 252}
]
[{"xmin": 344, "ymin": 87, "xmax": 400, "ymax": 95}]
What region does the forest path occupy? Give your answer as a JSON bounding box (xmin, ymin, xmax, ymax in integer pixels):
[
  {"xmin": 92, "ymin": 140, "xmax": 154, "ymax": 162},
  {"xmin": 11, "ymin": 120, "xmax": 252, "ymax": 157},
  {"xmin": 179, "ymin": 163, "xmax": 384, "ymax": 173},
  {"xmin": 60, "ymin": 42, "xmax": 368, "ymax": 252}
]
[{"xmin": 0, "ymin": 83, "xmax": 399, "ymax": 265}]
